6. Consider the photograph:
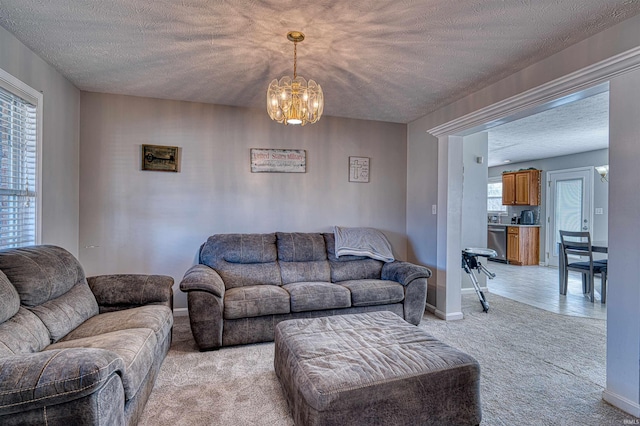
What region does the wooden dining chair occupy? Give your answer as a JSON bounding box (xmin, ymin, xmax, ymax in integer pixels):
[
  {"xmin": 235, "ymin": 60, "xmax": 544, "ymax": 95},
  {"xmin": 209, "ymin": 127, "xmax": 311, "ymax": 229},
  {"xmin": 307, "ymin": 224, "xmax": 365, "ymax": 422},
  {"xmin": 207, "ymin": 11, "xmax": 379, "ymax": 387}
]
[{"xmin": 559, "ymin": 230, "xmax": 607, "ymax": 303}]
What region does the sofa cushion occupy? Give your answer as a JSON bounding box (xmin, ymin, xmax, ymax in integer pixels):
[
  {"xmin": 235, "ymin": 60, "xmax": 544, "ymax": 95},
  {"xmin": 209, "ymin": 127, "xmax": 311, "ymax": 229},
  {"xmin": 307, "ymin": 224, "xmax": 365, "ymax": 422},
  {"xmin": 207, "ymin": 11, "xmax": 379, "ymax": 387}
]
[
  {"xmin": 0, "ymin": 245, "xmax": 98, "ymax": 343},
  {"xmin": 47, "ymin": 328, "xmax": 157, "ymax": 401},
  {"xmin": 279, "ymin": 261, "xmax": 331, "ymax": 285},
  {"xmin": 0, "ymin": 245, "xmax": 86, "ymax": 307},
  {"xmin": 224, "ymin": 285, "xmax": 290, "ymax": 319},
  {"xmin": 28, "ymin": 280, "xmax": 99, "ymax": 343},
  {"xmin": 323, "ymin": 233, "xmax": 383, "ymax": 282},
  {"xmin": 283, "ymin": 282, "xmax": 351, "ymax": 313},
  {"xmin": 277, "ymin": 233, "xmax": 330, "ymax": 284},
  {"xmin": 61, "ymin": 305, "xmax": 173, "ymax": 348},
  {"xmin": 0, "ymin": 271, "xmax": 19, "ymax": 325},
  {"xmin": 199, "ymin": 234, "xmax": 281, "ymax": 289},
  {"xmin": 339, "ymin": 279, "xmax": 405, "ymax": 307},
  {"xmin": 0, "ymin": 307, "xmax": 50, "ymax": 357},
  {"xmin": 276, "ymin": 233, "xmax": 328, "ymax": 262},
  {"xmin": 202, "ymin": 233, "xmax": 278, "ymax": 264}
]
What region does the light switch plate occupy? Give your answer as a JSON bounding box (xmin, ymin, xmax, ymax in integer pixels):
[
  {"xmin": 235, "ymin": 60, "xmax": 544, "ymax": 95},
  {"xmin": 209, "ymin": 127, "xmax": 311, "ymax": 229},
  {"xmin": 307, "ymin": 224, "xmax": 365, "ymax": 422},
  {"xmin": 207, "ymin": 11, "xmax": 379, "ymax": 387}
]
[
  {"xmin": 432, "ymin": 204, "xmax": 437, "ymax": 215},
  {"xmin": 595, "ymin": 208, "xmax": 603, "ymax": 215}
]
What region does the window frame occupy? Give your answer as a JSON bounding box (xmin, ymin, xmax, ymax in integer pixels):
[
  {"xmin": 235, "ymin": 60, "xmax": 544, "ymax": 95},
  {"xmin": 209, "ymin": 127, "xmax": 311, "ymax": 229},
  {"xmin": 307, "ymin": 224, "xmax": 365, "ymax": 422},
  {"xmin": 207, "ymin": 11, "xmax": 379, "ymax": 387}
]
[
  {"xmin": 0, "ymin": 67, "xmax": 43, "ymax": 248},
  {"xmin": 487, "ymin": 176, "xmax": 507, "ymax": 214}
]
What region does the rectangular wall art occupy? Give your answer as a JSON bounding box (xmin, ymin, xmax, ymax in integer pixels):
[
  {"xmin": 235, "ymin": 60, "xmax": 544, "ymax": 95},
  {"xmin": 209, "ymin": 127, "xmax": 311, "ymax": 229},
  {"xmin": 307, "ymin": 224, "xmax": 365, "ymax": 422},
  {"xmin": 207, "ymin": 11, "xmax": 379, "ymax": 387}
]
[
  {"xmin": 142, "ymin": 144, "xmax": 180, "ymax": 172},
  {"xmin": 250, "ymin": 148, "xmax": 306, "ymax": 173},
  {"xmin": 349, "ymin": 156, "xmax": 370, "ymax": 182}
]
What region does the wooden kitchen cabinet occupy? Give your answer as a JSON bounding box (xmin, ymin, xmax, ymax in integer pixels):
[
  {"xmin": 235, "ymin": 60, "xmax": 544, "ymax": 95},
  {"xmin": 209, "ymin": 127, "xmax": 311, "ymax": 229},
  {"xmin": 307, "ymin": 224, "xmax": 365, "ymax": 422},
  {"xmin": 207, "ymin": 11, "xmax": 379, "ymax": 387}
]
[
  {"xmin": 502, "ymin": 169, "xmax": 541, "ymax": 205},
  {"xmin": 507, "ymin": 226, "xmax": 539, "ymax": 265}
]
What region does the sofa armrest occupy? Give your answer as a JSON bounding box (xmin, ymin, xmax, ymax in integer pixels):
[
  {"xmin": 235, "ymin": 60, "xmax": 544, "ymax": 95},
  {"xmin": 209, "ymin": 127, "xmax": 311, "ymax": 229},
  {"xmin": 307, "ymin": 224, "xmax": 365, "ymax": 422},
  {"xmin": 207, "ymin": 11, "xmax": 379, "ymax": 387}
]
[
  {"xmin": 382, "ymin": 261, "xmax": 432, "ymax": 286},
  {"xmin": 87, "ymin": 274, "xmax": 174, "ymax": 312},
  {"xmin": 179, "ymin": 265, "xmax": 225, "ymax": 298},
  {"xmin": 0, "ymin": 348, "xmax": 124, "ymax": 416}
]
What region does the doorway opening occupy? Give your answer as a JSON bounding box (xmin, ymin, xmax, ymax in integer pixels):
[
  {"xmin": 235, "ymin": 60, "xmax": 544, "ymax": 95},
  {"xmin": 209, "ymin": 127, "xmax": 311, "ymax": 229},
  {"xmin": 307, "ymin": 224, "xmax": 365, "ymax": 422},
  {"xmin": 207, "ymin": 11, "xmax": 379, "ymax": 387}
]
[{"xmin": 459, "ymin": 85, "xmax": 609, "ymax": 318}]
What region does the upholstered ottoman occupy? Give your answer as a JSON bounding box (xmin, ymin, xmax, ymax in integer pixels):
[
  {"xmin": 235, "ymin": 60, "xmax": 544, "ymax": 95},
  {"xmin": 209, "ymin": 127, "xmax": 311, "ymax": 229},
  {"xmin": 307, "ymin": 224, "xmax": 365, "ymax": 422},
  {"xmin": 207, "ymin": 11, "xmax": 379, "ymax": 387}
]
[{"xmin": 274, "ymin": 311, "xmax": 481, "ymax": 426}]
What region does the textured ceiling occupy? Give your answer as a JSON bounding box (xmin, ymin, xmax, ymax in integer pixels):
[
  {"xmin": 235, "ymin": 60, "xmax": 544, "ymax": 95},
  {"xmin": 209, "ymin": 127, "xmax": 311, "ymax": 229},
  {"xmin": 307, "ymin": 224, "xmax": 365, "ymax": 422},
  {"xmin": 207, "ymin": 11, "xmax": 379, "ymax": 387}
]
[
  {"xmin": 487, "ymin": 91, "xmax": 609, "ymax": 167},
  {"xmin": 0, "ymin": 1, "xmax": 639, "ymax": 123}
]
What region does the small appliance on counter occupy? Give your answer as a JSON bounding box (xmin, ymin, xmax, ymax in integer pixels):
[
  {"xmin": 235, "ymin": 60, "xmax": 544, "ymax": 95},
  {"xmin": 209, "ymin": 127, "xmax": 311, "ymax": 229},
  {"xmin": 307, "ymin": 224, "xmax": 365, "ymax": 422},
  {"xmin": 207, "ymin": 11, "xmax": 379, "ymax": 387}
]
[{"xmin": 520, "ymin": 210, "xmax": 535, "ymax": 225}]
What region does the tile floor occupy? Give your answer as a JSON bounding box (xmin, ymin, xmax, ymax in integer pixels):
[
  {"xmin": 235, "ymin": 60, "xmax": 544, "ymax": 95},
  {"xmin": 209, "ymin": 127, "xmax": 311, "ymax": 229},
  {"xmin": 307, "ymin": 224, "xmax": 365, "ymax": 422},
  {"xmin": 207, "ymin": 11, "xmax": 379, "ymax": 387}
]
[{"xmin": 482, "ymin": 260, "xmax": 607, "ymax": 320}]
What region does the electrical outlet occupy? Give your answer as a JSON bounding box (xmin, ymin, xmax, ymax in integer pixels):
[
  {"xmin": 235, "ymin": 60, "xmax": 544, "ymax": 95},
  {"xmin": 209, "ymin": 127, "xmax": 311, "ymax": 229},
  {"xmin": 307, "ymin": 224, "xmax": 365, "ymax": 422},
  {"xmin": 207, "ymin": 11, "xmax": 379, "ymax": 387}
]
[
  {"xmin": 432, "ymin": 204, "xmax": 437, "ymax": 215},
  {"xmin": 595, "ymin": 208, "xmax": 603, "ymax": 215}
]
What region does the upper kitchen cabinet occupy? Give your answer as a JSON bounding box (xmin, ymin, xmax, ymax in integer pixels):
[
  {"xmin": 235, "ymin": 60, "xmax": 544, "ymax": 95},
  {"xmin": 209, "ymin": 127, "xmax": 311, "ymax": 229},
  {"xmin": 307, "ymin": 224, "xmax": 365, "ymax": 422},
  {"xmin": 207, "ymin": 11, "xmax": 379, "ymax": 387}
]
[{"xmin": 502, "ymin": 169, "xmax": 541, "ymax": 206}]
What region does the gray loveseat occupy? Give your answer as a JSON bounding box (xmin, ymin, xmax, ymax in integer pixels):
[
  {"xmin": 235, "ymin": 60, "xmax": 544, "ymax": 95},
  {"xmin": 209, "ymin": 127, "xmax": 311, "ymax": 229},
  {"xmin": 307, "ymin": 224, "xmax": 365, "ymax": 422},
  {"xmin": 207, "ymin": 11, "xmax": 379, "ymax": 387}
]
[
  {"xmin": 0, "ymin": 245, "xmax": 174, "ymax": 426},
  {"xmin": 180, "ymin": 232, "xmax": 432, "ymax": 351}
]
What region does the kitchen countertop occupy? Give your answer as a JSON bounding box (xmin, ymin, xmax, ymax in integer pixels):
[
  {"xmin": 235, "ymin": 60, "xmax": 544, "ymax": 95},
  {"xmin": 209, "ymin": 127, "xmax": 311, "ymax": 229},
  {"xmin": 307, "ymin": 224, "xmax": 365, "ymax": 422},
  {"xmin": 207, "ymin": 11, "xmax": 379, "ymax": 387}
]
[{"xmin": 487, "ymin": 224, "xmax": 541, "ymax": 227}]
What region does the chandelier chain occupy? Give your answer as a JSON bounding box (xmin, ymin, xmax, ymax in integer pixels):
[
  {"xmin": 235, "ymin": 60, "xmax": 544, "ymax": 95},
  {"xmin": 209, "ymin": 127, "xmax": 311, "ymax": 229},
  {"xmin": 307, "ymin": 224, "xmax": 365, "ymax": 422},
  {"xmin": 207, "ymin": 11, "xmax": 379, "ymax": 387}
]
[{"xmin": 293, "ymin": 41, "xmax": 297, "ymax": 79}]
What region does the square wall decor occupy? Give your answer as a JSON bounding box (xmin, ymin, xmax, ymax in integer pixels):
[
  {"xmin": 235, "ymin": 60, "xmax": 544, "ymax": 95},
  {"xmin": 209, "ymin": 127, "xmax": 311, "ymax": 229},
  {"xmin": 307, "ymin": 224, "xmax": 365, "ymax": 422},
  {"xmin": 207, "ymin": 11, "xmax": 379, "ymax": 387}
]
[{"xmin": 349, "ymin": 156, "xmax": 370, "ymax": 182}]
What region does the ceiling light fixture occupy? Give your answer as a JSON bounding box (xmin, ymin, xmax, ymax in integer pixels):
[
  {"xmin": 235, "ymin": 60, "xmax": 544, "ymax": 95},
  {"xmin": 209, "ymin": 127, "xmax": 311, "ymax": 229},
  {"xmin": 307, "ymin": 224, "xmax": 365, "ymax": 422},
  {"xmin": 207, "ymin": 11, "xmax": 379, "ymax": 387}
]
[
  {"xmin": 267, "ymin": 31, "xmax": 324, "ymax": 126},
  {"xmin": 595, "ymin": 165, "xmax": 609, "ymax": 182}
]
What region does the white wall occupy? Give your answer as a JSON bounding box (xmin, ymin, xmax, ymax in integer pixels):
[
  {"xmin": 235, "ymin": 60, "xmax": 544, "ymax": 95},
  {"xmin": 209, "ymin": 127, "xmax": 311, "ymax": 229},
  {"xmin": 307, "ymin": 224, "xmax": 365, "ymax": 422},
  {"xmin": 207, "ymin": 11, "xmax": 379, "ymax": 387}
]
[
  {"xmin": 489, "ymin": 148, "xmax": 609, "ymax": 262},
  {"xmin": 0, "ymin": 26, "xmax": 80, "ymax": 255},
  {"xmin": 605, "ymin": 67, "xmax": 640, "ymax": 415},
  {"xmin": 461, "ymin": 132, "xmax": 489, "ymax": 289},
  {"xmin": 79, "ymin": 92, "xmax": 408, "ymax": 309},
  {"xmin": 407, "ymin": 13, "xmax": 640, "ymax": 415}
]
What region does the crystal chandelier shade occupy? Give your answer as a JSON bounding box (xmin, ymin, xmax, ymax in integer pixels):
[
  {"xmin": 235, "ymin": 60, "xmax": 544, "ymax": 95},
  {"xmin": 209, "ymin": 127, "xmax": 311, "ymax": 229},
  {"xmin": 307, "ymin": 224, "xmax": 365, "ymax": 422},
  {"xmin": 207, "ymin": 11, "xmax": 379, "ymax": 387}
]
[{"xmin": 267, "ymin": 31, "xmax": 324, "ymax": 126}]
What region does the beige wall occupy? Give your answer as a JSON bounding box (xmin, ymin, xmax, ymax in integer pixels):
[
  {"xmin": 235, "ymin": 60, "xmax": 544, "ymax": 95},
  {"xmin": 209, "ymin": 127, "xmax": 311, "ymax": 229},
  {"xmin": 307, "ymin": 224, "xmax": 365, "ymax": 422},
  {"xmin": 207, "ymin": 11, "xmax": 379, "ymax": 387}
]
[
  {"xmin": 0, "ymin": 26, "xmax": 80, "ymax": 254},
  {"xmin": 406, "ymin": 116, "xmax": 439, "ymax": 307},
  {"xmin": 79, "ymin": 92, "xmax": 408, "ymax": 309}
]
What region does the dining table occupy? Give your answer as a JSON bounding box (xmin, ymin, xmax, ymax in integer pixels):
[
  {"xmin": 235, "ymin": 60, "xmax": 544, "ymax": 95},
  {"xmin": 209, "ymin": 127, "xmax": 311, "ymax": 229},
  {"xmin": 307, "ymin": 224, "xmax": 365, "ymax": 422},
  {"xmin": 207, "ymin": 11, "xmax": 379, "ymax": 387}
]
[{"xmin": 558, "ymin": 240, "xmax": 608, "ymax": 296}]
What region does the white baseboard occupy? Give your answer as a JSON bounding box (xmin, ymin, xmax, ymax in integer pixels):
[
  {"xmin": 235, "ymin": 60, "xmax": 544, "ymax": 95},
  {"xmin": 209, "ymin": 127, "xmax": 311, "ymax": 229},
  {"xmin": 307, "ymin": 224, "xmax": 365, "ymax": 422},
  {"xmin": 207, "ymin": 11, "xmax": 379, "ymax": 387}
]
[
  {"xmin": 425, "ymin": 303, "xmax": 437, "ymax": 314},
  {"xmin": 434, "ymin": 309, "xmax": 464, "ymax": 321},
  {"xmin": 603, "ymin": 389, "xmax": 640, "ymax": 418},
  {"xmin": 461, "ymin": 287, "xmax": 488, "ymax": 295},
  {"xmin": 173, "ymin": 308, "xmax": 189, "ymax": 317}
]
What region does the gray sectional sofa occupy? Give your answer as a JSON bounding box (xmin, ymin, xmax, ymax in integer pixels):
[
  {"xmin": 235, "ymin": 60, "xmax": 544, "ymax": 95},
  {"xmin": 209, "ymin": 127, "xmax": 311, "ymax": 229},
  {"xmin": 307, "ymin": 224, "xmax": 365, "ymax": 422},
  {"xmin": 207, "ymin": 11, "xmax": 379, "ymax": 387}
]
[
  {"xmin": 0, "ymin": 245, "xmax": 174, "ymax": 426},
  {"xmin": 180, "ymin": 232, "xmax": 432, "ymax": 351}
]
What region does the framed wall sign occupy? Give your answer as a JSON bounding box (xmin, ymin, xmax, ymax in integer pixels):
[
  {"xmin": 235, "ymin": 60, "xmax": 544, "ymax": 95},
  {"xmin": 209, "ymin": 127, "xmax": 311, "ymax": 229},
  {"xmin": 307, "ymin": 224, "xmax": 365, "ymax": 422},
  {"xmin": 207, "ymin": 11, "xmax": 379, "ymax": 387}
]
[
  {"xmin": 142, "ymin": 144, "xmax": 180, "ymax": 172},
  {"xmin": 349, "ymin": 156, "xmax": 370, "ymax": 182},
  {"xmin": 250, "ymin": 148, "xmax": 306, "ymax": 173}
]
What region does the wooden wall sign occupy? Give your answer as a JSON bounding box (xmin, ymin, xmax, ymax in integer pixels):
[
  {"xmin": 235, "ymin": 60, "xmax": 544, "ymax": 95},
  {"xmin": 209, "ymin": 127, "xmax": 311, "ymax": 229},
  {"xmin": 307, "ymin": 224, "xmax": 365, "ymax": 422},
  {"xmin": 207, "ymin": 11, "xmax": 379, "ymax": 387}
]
[
  {"xmin": 142, "ymin": 144, "xmax": 180, "ymax": 172},
  {"xmin": 250, "ymin": 148, "xmax": 306, "ymax": 173}
]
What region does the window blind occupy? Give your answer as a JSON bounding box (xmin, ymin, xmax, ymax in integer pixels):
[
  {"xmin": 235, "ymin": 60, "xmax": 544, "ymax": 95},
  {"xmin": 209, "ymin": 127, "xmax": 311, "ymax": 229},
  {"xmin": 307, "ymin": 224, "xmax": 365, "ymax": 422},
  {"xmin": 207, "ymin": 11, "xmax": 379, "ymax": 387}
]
[{"xmin": 0, "ymin": 86, "xmax": 37, "ymax": 249}]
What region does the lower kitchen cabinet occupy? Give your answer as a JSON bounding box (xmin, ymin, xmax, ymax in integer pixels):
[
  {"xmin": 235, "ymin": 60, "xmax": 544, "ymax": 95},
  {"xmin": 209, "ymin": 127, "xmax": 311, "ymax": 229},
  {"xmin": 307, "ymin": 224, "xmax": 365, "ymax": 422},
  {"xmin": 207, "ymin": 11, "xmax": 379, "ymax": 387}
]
[{"xmin": 507, "ymin": 226, "xmax": 540, "ymax": 265}]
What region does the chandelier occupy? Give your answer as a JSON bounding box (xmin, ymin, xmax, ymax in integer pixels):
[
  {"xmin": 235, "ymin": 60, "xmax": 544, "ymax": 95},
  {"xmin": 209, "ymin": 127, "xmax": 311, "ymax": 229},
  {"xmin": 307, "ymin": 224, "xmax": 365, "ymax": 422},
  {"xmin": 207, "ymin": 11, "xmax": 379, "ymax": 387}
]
[{"xmin": 267, "ymin": 31, "xmax": 324, "ymax": 126}]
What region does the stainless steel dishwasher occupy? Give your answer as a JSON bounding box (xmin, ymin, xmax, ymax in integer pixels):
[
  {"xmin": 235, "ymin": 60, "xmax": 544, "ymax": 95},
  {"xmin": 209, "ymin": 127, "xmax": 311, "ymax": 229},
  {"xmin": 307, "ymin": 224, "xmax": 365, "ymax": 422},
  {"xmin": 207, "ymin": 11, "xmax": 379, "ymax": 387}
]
[{"xmin": 487, "ymin": 225, "xmax": 508, "ymax": 262}]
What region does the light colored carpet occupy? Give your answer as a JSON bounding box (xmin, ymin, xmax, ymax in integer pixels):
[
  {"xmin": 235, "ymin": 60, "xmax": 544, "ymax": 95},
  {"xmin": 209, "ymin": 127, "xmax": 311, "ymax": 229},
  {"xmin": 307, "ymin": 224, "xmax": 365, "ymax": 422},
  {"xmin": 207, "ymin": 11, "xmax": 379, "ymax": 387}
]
[{"xmin": 139, "ymin": 294, "xmax": 637, "ymax": 425}]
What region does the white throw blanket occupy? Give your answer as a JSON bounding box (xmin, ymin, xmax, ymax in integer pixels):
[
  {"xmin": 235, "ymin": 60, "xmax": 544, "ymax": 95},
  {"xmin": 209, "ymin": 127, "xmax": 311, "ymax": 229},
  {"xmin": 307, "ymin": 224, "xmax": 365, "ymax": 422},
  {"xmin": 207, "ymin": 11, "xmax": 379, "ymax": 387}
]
[{"xmin": 334, "ymin": 226, "xmax": 395, "ymax": 263}]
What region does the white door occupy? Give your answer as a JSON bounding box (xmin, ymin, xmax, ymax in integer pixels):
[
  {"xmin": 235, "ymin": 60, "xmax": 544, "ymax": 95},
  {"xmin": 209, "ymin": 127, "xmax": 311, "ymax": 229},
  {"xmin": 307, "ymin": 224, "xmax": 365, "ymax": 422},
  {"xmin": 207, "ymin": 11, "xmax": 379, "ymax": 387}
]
[{"xmin": 546, "ymin": 167, "xmax": 593, "ymax": 267}]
